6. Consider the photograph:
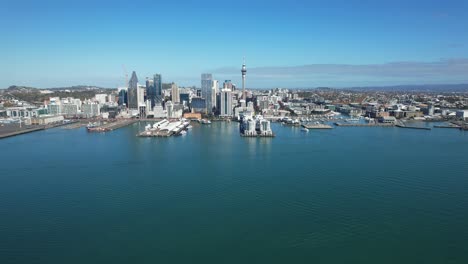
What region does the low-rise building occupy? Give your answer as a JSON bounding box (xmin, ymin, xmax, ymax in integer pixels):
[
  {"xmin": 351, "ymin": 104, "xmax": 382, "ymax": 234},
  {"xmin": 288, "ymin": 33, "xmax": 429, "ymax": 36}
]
[{"xmin": 31, "ymin": 115, "xmax": 64, "ymax": 125}]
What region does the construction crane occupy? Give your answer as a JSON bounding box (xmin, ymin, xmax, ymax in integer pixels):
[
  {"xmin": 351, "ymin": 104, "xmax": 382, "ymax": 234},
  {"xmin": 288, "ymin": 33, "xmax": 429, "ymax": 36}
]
[{"xmin": 121, "ymin": 64, "xmax": 128, "ymax": 87}]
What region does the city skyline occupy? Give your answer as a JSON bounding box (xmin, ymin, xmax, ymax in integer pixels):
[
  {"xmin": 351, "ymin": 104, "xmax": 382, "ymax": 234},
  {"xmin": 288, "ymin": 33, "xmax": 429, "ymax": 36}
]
[{"xmin": 3, "ymin": 0, "xmax": 468, "ymax": 88}]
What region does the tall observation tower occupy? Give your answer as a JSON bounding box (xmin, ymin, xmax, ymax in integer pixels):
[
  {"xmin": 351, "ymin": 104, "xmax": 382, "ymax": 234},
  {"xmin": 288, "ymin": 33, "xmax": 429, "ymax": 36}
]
[{"xmin": 241, "ymin": 58, "xmax": 247, "ymax": 100}]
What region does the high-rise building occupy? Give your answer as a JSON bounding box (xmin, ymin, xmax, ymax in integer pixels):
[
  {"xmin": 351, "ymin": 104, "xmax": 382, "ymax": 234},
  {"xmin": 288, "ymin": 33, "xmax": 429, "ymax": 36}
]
[
  {"xmin": 171, "ymin": 82, "xmax": 180, "ymax": 103},
  {"xmin": 223, "ymin": 80, "xmax": 233, "ymax": 89},
  {"xmin": 118, "ymin": 88, "xmax": 127, "ymax": 106},
  {"xmin": 150, "ymin": 73, "xmax": 162, "ymax": 107},
  {"xmin": 146, "ymin": 78, "xmax": 155, "ymax": 106},
  {"xmin": 201, "ymin": 73, "xmax": 213, "ymax": 113},
  {"xmin": 128, "ymin": 71, "xmax": 139, "ymax": 109},
  {"xmin": 212, "ymin": 80, "xmax": 219, "ymax": 109},
  {"xmin": 137, "ymin": 85, "xmax": 146, "ymax": 108},
  {"xmin": 220, "ymin": 88, "xmax": 233, "ymax": 117}
]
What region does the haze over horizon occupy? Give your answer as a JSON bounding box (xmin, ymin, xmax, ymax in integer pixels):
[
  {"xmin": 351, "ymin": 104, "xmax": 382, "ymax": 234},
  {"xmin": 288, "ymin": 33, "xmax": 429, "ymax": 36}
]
[{"xmin": 3, "ymin": 0, "xmax": 468, "ymax": 88}]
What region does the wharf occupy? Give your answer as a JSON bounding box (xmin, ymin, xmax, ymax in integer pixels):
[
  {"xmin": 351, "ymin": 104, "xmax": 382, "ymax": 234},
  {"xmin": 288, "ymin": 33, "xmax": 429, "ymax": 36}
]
[
  {"xmin": 241, "ymin": 133, "xmax": 275, "ymax": 138},
  {"xmin": 334, "ymin": 122, "xmax": 394, "ymax": 127},
  {"xmin": 433, "ymin": 125, "xmax": 461, "ymax": 129},
  {"xmin": 62, "ymin": 122, "xmax": 87, "ymax": 129},
  {"xmin": 87, "ymin": 119, "xmax": 137, "ymax": 132},
  {"xmin": 0, "ymin": 126, "xmax": 45, "ymax": 139},
  {"xmin": 302, "ymin": 124, "xmax": 333, "ymax": 129},
  {"xmin": 0, "ymin": 121, "xmax": 76, "ymax": 139},
  {"xmin": 396, "ymin": 124, "xmax": 431, "ymax": 130}
]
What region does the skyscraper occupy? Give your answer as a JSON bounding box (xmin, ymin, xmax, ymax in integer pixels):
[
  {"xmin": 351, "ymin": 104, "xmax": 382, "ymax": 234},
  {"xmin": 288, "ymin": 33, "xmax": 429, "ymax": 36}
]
[
  {"xmin": 212, "ymin": 80, "xmax": 219, "ymax": 109},
  {"xmin": 171, "ymin": 82, "xmax": 180, "ymax": 103},
  {"xmin": 153, "ymin": 74, "xmax": 162, "ymax": 105},
  {"xmin": 128, "ymin": 71, "xmax": 138, "ymax": 109},
  {"xmin": 220, "ymin": 88, "xmax": 233, "ymax": 117},
  {"xmin": 201, "ymin": 73, "xmax": 213, "ymax": 113},
  {"xmin": 146, "ymin": 77, "xmax": 156, "ymax": 108}
]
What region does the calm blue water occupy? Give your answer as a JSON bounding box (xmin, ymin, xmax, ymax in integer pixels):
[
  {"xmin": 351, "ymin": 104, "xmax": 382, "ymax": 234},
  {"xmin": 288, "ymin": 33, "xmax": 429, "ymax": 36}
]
[{"xmin": 1, "ymin": 122, "xmax": 468, "ymax": 264}]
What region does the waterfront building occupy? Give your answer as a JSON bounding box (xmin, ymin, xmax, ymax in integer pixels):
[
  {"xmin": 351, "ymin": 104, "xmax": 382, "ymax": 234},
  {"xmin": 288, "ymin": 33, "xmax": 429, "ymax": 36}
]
[
  {"xmin": 82, "ymin": 102, "xmax": 100, "ymax": 118},
  {"xmin": 201, "ymin": 73, "xmax": 213, "ymax": 113},
  {"xmin": 220, "ymin": 88, "xmax": 233, "ymax": 117},
  {"xmin": 61, "ymin": 104, "xmax": 79, "ymax": 117},
  {"xmin": 171, "ymin": 82, "xmax": 180, "ymax": 103},
  {"xmin": 47, "ymin": 104, "xmax": 61, "ymax": 115},
  {"xmin": 31, "ymin": 115, "xmax": 64, "ymax": 125},
  {"xmin": 191, "ymin": 97, "xmax": 206, "ymax": 113},
  {"xmin": 5, "ymin": 107, "xmax": 45, "ymax": 118},
  {"xmin": 128, "ymin": 71, "xmax": 139, "ymax": 109}
]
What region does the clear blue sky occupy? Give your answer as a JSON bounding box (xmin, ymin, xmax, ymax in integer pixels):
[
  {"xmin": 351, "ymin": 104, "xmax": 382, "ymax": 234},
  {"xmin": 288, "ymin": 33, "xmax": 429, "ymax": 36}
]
[{"xmin": 2, "ymin": 0, "xmax": 468, "ymax": 88}]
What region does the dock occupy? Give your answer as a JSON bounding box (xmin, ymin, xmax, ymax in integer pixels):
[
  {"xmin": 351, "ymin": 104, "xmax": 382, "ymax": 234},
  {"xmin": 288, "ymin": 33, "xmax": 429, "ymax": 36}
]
[
  {"xmin": 87, "ymin": 119, "xmax": 137, "ymax": 132},
  {"xmin": 334, "ymin": 122, "xmax": 394, "ymax": 127},
  {"xmin": 0, "ymin": 126, "xmax": 45, "ymax": 139},
  {"xmin": 433, "ymin": 125, "xmax": 461, "ymax": 129},
  {"xmin": 302, "ymin": 124, "xmax": 333, "ymax": 129},
  {"xmin": 241, "ymin": 133, "xmax": 275, "ymax": 137},
  {"xmin": 0, "ymin": 121, "xmax": 77, "ymax": 139},
  {"xmin": 396, "ymin": 124, "xmax": 431, "ymax": 130},
  {"xmin": 62, "ymin": 122, "xmax": 87, "ymax": 129}
]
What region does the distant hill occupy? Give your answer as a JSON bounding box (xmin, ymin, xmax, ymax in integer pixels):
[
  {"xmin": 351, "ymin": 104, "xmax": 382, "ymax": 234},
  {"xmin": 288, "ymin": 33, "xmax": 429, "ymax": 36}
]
[
  {"xmin": 2, "ymin": 85, "xmax": 113, "ymax": 92},
  {"xmin": 0, "ymin": 85, "xmax": 115, "ymax": 105},
  {"xmin": 348, "ymin": 84, "xmax": 468, "ymax": 92}
]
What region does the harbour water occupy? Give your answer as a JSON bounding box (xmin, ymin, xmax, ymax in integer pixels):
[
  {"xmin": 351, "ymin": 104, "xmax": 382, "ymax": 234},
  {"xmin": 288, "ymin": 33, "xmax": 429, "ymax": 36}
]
[{"xmin": 1, "ymin": 122, "xmax": 468, "ymax": 263}]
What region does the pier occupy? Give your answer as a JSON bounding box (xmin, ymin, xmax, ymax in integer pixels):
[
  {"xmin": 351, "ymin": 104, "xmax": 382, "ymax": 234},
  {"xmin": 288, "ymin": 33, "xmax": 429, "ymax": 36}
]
[
  {"xmin": 240, "ymin": 133, "xmax": 275, "ymax": 137},
  {"xmin": 302, "ymin": 124, "xmax": 333, "ymax": 129},
  {"xmin": 433, "ymin": 124, "xmax": 461, "ymax": 129},
  {"xmin": 0, "ymin": 121, "xmax": 77, "ymax": 139},
  {"xmin": 87, "ymin": 119, "xmax": 137, "ymax": 132},
  {"xmin": 334, "ymin": 122, "xmax": 394, "ymax": 127},
  {"xmin": 395, "ymin": 124, "xmax": 431, "ymax": 130}
]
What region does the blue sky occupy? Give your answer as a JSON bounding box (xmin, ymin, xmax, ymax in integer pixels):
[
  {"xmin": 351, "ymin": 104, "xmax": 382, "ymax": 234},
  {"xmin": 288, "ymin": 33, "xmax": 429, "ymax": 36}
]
[{"xmin": 2, "ymin": 0, "xmax": 468, "ymax": 88}]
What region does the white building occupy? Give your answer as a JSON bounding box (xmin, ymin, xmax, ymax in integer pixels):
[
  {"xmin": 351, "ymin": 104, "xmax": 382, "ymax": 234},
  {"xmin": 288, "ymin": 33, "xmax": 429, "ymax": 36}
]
[
  {"xmin": 31, "ymin": 115, "xmax": 64, "ymax": 125},
  {"xmin": 220, "ymin": 88, "xmax": 233, "ymax": 117},
  {"xmin": 61, "ymin": 104, "xmax": 79, "ymax": 116},
  {"xmin": 137, "ymin": 85, "xmax": 146, "ymax": 106},
  {"xmin": 212, "ymin": 80, "xmax": 219, "ymax": 109},
  {"xmin": 95, "ymin": 94, "xmax": 107, "ymax": 104},
  {"xmin": 82, "ymin": 103, "xmax": 100, "ymax": 118}
]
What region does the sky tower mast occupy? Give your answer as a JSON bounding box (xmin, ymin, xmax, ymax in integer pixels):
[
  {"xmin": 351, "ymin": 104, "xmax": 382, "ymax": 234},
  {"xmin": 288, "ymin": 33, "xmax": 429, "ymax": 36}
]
[{"xmin": 241, "ymin": 57, "xmax": 247, "ymax": 100}]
